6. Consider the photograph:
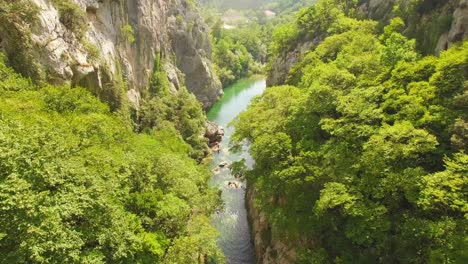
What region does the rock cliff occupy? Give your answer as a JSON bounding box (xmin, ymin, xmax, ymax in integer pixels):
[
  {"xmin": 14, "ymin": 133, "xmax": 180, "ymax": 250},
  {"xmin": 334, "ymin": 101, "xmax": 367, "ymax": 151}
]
[
  {"xmin": 358, "ymin": 0, "xmax": 468, "ymax": 54},
  {"xmin": 247, "ymin": 187, "xmax": 299, "ymax": 264},
  {"xmin": 0, "ymin": 0, "xmax": 222, "ymax": 109}
]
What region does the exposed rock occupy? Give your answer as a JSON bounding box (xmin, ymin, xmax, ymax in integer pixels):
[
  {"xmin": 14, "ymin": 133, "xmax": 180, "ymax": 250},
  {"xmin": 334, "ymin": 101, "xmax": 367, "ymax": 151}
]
[
  {"xmin": 358, "ymin": 0, "xmax": 468, "ymax": 53},
  {"xmin": 267, "ymin": 41, "xmax": 314, "ymax": 87},
  {"xmin": 219, "ymin": 161, "xmax": 228, "ymax": 168},
  {"xmin": 205, "ymin": 121, "xmax": 225, "ymax": 144},
  {"xmin": 0, "ymin": 0, "xmax": 222, "ymax": 109},
  {"xmin": 449, "ymin": 0, "xmax": 468, "ymax": 43},
  {"xmin": 211, "ymin": 142, "xmax": 221, "ymax": 153},
  {"xmin": 247, "ymin": 186, "xmax": 298, "ymax": 264},
  {"xmin": 227, "ymin": 181, "xmax": 241, "ymax": 188},
  {"xmin": 436, "ymin": 32, "xmax": 450, "ymax": 54},
  {"xmin": 358, "ymin": 0, "xmax": 395, "ymax": 21}
]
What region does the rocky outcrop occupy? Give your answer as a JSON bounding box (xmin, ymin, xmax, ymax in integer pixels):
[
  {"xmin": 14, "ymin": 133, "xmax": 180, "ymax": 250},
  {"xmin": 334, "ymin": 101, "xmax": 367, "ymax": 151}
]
[
  {"xmin": 205, "ymin": 121, "xmax": 224, "ymax": 144},
  {"xmin": 357, "ymin": 0, "xmax": 396, "ymax": 21},
  {"xmin": 359, "ymin": 0, "xmax": 468, "ymax": 54},
  {"xmin": 447, "ymin": 0, "xmax": 468, "ymax": 47},
  {"xmin": 0, "ymin": 0, "xmax": 222, "ymax": 109},
  {"xmin": 266, "ymin": 41, "xmax": 313, "ymax": 87},
  {"xmin": 247, "ymin": 186, "xmax": 297, "ymax": 264}
]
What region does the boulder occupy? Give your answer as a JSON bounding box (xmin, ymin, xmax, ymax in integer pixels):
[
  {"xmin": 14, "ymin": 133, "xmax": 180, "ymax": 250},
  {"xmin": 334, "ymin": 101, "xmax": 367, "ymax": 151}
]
[
  {"xmin": 205, "ymin": 121, "xmax": 224, "ymax": 144},
  {"xmin": 211, "ymin": 143, "xmax": 220, "ymax": 153},
  {"xmin": 227, "ymin": 181, "xmax": 241, "ymax": 188}
]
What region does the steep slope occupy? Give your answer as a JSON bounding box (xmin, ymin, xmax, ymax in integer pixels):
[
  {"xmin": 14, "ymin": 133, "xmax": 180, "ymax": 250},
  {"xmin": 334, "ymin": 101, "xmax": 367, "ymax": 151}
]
[
  {"xmin": 0, "ymin": 0, "xmax": 222, "ymax": 109},
  {"xmin": 267, "ymin": 0, "xmax": 468, "ymax": 86},
  {"xmin": 0, "ymin": 53, "xmax": 225, "ymax": 263},
  {"xmin": 237, "ymin": 0, "xmax": 468, "ymax": 262}
]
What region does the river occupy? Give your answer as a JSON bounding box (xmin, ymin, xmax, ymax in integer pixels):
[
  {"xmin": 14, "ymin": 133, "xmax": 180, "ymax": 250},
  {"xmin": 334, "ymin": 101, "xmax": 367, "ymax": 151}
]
[{"xmin": 207, "ymin": 77, "xmax": 266, "ymax": 264}]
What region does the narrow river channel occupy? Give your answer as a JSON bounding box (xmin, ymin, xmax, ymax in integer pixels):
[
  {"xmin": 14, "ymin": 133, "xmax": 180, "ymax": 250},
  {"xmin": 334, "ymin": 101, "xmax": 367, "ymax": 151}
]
[{"xmin": 207, "ymin": 78, "xmax": 266, "ymax": 264}]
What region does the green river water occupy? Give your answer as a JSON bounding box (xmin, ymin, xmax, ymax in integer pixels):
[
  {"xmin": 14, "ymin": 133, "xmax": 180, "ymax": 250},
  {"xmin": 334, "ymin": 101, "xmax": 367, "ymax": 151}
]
[{"xmin": 207, "ymin": 77, "xmax": 266, "ymax": 264}]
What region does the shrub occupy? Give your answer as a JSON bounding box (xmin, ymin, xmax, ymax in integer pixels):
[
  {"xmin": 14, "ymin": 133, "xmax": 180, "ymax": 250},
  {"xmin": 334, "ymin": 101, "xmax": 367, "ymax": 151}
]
[
  {"xmin": 121, "ymin": 24, "xmax": 136, "ymax": 43},
  {"xmin": 51, "ymin": 0, "xmax": 88, "ymax": 40}
]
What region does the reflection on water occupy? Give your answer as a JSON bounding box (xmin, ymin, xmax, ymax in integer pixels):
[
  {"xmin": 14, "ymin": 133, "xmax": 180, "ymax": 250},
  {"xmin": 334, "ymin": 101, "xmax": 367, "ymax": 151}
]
[{"xmin": 208, "ymin": 78, "xmax": 266, "ymax": 264}]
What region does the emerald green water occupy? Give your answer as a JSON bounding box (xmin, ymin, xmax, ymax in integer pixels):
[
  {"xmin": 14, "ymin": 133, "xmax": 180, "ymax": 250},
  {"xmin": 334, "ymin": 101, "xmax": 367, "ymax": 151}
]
[{"xmin": 208, "ymin": 77, "xmax": 266, "ymax": 264}]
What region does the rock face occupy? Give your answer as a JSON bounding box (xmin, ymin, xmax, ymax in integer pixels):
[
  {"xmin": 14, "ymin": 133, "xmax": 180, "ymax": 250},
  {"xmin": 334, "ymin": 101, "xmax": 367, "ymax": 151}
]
[
  {"xmin": 448, "ymin": 0, "xmax": 468, "ymax": 46},
  {"xmin": 0, "ymin": 0, "xmax": 222, "ymax": 109},
  {"xmin": 359, "ymin": 0, "xmax": 468, "ymax": 54},
  {"xmin": 266, "ymin": 41, "xmax": 314, "ymax": 87},
  {"xmin": 205, "ymin": 121, "xmax": 225, "ymax": 145},
  {"xmin": 247, "ymin": 186, "xmax": 298, "ymax": 264}
]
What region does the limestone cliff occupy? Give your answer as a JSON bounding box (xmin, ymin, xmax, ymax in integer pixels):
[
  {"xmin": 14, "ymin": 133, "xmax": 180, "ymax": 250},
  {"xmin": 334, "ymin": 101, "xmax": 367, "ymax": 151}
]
[
  {"xmin": 247, "ymin": 187, "xmax": 298, "ymax": 264},
  {"xmin": 267, "ymin": 0, "xmax": 468, "ymax": 86},
  {"xmin": 0, "ymin": 0, "xmax": 222, "ymax": 109}
]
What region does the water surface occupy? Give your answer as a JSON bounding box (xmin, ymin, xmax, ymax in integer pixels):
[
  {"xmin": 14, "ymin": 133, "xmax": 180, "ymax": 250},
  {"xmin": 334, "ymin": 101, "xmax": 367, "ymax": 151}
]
[{"xmin": 208, "ymin": 77, "xmax": 266, "ymax": 264}]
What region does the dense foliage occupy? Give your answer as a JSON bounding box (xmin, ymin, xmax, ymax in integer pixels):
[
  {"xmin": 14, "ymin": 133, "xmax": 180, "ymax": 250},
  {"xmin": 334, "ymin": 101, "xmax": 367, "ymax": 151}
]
[
  {"xmin": 209, "ymin": 20, "xmax": 265, "ymax": 87},
  {"xmin": 204, "ymin": 0, "xmax": 314, "ymax": 87},
  {"xmin": 233, "ymin": 0, "xmax": 468, "ymax": 262},
  {"xmin": 139, "ymin": 54, "xmax": 209, "ymax": 160},
  {"xmin": 0, "ymin": 55, "xmax": 224, "ymax": 263}
]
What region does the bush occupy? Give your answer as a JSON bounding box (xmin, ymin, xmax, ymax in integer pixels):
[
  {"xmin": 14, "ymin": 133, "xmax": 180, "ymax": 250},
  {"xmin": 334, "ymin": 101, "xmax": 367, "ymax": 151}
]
[
  {"xmin": 52, "ymin": 0, "xmax": 88, "ymax": 40},
  {"xmin": 0, "ymin": 54, "xmax": 223, "ymax": 263},
  {"xmin": 0, "ymin": 0, "xmax": 44, "ymax": 80},
  {"xmin": 121, "ymin": 24, "xmax": 136, "ymax": 43}
]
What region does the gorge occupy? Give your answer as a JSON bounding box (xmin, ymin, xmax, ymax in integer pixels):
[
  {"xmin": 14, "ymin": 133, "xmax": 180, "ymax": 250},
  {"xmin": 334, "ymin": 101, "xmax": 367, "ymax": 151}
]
[
  {"xmin": 208, "ymin": 77, "xmax": 266, "ymax": 264},
  {"xmin": 1, "ymin": 0, "xmax": 467, "ymax": 263}
]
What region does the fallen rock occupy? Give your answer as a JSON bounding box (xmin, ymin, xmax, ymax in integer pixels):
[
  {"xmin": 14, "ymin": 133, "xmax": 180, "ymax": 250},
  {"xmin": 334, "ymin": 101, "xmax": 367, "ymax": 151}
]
[
  {"xmin": 205, "ymin": 121, "xmax": 224, "ymax": 144},
  {"xmin": 211, "ymin": 143, "xmax": 220, "ymax": 153},
  {"xmin": 227, "ymin": 181, "xmax": 242, "ymax": 188},
  {"xmin": 219, "ymin": 161, "xmax": 228, "ymax": 168}
]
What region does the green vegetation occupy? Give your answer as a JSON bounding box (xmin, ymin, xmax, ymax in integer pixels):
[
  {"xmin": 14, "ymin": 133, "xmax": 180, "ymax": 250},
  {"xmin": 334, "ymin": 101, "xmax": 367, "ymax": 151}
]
[
  {"xmin": 1, "ymin": 0, "xmax": 466, "ymax": 262},
  {"xmin": 121, "ymin": 24, "xmax": 136, "ymax": 44},
  {"xmin": 210, "ymin": 20, "xmax": 265, "ymax": 86},
  {"xmin": 200, "ymin": 0, "xmax": 310, "ymax": 11},
  {"xmin": 139, "ymin": 54, "xmax": 209, "ymax": 160},
  {"xmin": 0, "ymin": 54, "xmax": 224, "ymax": 263},
  {"xmin": 51, "ymin": 0, "xmax": 88, "ymax": 40},
  {"xmin": 233, "ymin": 0, "xmax": 468, "ymax": 262},
  {"xmin": 0, "ymin": 0, "xmax": 44, "ymax": 80},
  {"xmin": 204, "ymin": 0, "xmax": 313, "ymax": 87},
  {"xmin": 82, "ymin": 40, "xmax": 100, "ymax": 62}
]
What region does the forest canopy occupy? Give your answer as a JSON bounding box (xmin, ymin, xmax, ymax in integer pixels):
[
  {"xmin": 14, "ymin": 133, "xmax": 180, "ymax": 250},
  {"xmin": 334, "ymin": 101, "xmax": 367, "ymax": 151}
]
[
  {"xmin": 233, "ymin": 0, "xmax": 468, "ymax": 262},
  {"xmin": 0, "ymin": 55, "xmax": 225, "ymax": 263}
]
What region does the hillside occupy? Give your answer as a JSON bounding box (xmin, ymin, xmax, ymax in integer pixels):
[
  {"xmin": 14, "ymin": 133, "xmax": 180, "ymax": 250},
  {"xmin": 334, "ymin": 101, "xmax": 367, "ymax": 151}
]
[
  {"xmin": 267, "ymin": 0, "xmax": 468, "ymax": 86},
  {"xmin": 234, "ymin": 0, "xmax": 468, "ymax": 262}
]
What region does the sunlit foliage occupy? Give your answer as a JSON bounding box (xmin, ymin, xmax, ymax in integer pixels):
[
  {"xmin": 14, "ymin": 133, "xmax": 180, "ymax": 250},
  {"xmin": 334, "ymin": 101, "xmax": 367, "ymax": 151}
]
[
  {"xmin": 0, "ymin": 56, "xmax": 224, "ymax": 263},
  {"xmin": 233, "ymin": 1, "xmax": 468, "ymax": 261}
]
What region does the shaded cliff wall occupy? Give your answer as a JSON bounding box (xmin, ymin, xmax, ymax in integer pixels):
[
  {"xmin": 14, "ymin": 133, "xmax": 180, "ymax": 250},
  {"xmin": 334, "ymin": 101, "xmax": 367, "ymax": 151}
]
[{"xmin": 247, "ymin": 187, "xmax": 300, "ymax": 264}]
